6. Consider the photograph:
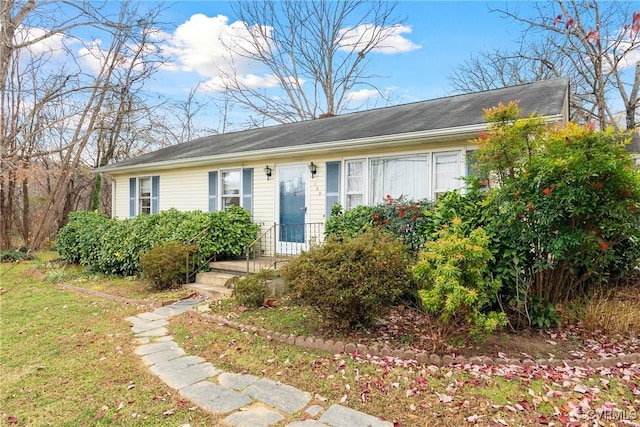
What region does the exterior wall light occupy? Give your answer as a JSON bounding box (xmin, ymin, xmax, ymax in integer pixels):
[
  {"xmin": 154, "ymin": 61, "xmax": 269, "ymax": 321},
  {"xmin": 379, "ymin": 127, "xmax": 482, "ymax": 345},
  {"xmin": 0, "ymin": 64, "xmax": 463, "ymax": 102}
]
[
  {"xmin": 308, "ymin": 162, "xmax": 317, "ymax": 178},
  {"xmin": 264, "ymin": 165, "xmax": 272, "ymax": 180}
]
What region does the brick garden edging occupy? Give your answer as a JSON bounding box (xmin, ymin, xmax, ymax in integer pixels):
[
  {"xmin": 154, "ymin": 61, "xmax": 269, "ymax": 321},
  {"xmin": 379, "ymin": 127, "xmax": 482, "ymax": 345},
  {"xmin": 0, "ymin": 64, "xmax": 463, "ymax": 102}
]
[{"xmin": 187, "ymin": 308, "xmax": 640, "ymax": 369}]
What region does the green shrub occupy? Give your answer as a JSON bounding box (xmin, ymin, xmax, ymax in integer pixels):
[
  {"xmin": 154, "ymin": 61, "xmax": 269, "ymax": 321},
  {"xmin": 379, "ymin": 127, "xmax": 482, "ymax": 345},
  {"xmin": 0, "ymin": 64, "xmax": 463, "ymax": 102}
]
[
  {"xmin": 324, "ymin": 204, "xmax": 376, "ymax": 239},
  {"xmin": 56, "ymin": 207, "xmax": 260, "ymax": 277},
  {"xmin": 56, "ymin": 211, "xmax": 112, "ymax": 264},
  {"xmin": 231, "ymin": 269, "xmax": 275, "ymax": 308},
  {"xmin": 413, "ymin": 219, "xmax": 506, "ymax": 340},
  {"xmin": 140, "ymin": 242, "xmax": 197, "ymax": 290},
  {"xmin": 281, "ymin": 230, "xmax": 414, "ymax": 330},
  {"xmin": 372, "ymin": 195, "xmax": 434, "ymax": 252},
  {"xmin": 325, "ymin": 197, "xmax": 433, "ymax": 252},
  {"xmin": 472, "ymin": 104, "xmax": 640, "ymax": 304}
]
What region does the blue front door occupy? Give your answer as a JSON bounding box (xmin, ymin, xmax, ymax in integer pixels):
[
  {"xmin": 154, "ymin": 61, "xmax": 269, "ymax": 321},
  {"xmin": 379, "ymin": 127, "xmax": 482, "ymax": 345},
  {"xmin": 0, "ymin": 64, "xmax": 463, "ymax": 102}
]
[{"xmin": 278, "ymin": 164, "xmax": 306, "ymax": 248}]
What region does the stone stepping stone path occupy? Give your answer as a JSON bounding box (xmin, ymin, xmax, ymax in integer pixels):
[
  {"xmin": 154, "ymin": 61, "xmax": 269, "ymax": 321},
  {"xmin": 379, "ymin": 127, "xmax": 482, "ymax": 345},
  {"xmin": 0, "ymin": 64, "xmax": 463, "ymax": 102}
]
[{"xmin": 127, "ymin": 298, "xmax": 393, "ymax": 427}]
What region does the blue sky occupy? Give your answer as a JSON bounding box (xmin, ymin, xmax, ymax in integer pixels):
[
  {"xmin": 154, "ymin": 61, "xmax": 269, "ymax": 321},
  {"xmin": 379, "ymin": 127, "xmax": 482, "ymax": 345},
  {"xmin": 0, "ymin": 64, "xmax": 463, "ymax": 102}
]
[{"xmin": 144, "ymin": 1, "xmax": 529, "ymax": 106}]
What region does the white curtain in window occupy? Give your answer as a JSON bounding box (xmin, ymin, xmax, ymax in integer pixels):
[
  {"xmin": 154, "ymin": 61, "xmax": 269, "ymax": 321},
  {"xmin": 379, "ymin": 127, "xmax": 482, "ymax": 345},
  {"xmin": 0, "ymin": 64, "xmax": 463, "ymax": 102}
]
[
  {"xmin": 434, "ymin": 153, "xmax": 460, "ymax": 193},
  {"xmin": 345, "ymin": 160, "xmax": 365, "ymax": 209},
  {"xmin": 370, "ymin": 156, "xmax": 429, "ymax": 203}
]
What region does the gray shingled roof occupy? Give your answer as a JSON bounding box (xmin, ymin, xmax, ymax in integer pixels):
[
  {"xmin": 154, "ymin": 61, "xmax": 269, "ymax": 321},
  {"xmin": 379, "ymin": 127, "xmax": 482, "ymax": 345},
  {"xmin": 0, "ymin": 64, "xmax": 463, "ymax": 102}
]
[{"xmin": 96, "ymin": 78, "xmax": 569, "ymax": 173}]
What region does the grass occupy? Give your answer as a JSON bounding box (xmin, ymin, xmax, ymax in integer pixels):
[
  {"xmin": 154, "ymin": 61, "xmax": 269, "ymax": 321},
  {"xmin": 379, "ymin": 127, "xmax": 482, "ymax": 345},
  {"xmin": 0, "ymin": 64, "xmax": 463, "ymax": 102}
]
[
  {"xmin": 3, "ymin": 255, "xmax": 639, "ymax": 426},
  {"xmin": 0, "ymin": 257, "xmax": 222, "ymax": 426}
]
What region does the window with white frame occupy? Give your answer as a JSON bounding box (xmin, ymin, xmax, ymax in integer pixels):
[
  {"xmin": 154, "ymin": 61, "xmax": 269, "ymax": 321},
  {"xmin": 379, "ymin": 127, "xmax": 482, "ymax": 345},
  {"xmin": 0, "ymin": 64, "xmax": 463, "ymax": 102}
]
[
  {"xmin": 342, "ymin": 150, "xmax": 465, "ymax": 209},
  {"xmin": 138, "ymin": 176, "xmax": 151, "ymax": 215},
  {"xmin": 345, "ymin": 159, "xmax": 365, "ymax": 209},
  {"xmin": 433, "ymin": 152, "xmax": 461, "ymax": 199},
  {"xmin": 370, "ymin": 155, "xmax": 430, "ymax": 204},
  {"xmin": 221, "ymin": 169, "xmax": 241, "ymax": 210}
]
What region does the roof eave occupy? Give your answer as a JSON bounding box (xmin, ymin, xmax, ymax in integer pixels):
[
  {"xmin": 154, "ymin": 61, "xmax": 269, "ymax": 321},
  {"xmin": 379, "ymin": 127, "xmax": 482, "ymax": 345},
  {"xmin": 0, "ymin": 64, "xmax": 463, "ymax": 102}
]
[{"xmin": 95, "ymin": 114, "xmax": 564, "ymax": 175}]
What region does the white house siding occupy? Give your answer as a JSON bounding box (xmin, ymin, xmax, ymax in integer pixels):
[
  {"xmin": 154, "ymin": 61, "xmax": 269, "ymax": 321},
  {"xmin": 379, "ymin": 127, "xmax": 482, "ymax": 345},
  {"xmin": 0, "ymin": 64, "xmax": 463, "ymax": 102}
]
[{"xmin": 109, "ymin": 139, "xmax": 474, "ymax": 226}]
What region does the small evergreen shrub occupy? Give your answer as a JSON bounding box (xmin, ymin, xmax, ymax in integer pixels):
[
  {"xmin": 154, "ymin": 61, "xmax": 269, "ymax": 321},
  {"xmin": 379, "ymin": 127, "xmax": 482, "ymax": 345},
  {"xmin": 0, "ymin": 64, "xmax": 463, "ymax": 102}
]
[
  {"xmin": 324, "ymin": 204, "xmax": 376, "ymax": 239},
  {"xmin": 325, "ymin": 198, "xmax": 433, "ymax": 253},
  {"xmin": 231, "ymin": 269, "xmax": 274, "ymax": 308},
  {"xmin": 139, "ymin": 242, "xmax": 197, "ymax": 290},
  {"xmin": 413, "ymin": 218, "xmax": 506, "ymax": 340},
  {"xmin": 281, "ymin": 230, "xmax": 414, "ymax": 330}
]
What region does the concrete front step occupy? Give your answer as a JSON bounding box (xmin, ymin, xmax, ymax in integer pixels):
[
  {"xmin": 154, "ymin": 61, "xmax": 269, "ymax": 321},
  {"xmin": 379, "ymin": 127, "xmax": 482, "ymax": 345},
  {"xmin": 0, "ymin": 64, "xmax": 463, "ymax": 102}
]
[
  {"xmin": 195, "ymin": 271, "xmax": 238, "ymax": 288},
  {"xmin": 184, "ymin": 283, "xmax": 232, "ymax": 300}
]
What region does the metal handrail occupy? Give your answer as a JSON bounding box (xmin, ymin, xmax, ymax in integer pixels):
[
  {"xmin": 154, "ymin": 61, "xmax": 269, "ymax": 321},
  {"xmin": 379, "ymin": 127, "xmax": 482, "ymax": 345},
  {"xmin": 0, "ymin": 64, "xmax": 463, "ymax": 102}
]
[
  {"xmin": 184, "ymin": 225, "xmax": 213, "ymax": 284},
  {"xmin": 243, "ymin": 222, "xmax": 325, "ymax": 274},
  {"xmin": 245, "ymin": 222, "xmax": 277, "ymax": 273}
]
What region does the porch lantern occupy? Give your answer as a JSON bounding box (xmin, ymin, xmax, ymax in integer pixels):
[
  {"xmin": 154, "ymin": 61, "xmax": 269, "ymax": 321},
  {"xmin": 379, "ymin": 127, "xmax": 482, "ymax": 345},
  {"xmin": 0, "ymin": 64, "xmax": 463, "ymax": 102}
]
[
  {"xmin": 308, "ymin": 162, "xmax": 317, "ymax": 178},
  {"xmin": 264, "ymin": 165, "xmax": 272, "ymax": 180}
]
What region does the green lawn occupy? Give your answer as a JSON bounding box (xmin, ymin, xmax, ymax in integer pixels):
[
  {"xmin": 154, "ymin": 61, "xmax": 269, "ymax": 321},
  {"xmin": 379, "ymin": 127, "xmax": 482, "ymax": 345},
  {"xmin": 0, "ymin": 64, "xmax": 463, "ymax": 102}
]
[
  {"xmin": 2, "ymin": 256, "xmax": 639, "ymax": 426},
  {"xmin": 0, "ymin": 258, "xmax": 222, "ymax": 426}
]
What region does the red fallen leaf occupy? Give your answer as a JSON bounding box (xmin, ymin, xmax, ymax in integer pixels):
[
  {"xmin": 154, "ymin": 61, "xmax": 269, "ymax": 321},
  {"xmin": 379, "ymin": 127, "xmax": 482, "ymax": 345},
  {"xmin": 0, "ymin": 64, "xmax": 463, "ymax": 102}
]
[
  {"xmin": 94, "ymin": 412, "xmax": 105, "ymax": 420},
  {"xmin": 393, "ymin": 422, "xmax": 401, "ymax": 427},
  {"xmin": 537, "ymin": 415, "xmax": 549, "ymax": 424},
  {"xmin": 7, "ymin": 417, "xmax": 18, "ymax": 424},
  {"xmin": 152, "ymin": 395, "xmax": 162, "ymax": 402},
  {"xmin": 177, "ymin": 399, "xmax": 189, "ymax": 407}
]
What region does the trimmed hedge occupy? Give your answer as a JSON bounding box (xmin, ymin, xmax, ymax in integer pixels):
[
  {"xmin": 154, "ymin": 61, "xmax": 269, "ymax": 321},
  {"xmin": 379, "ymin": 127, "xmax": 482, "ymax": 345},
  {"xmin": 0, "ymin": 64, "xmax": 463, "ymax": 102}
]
[{"xmin": 56, "ymin": 206, "xmax": 260, "ymax": 277}]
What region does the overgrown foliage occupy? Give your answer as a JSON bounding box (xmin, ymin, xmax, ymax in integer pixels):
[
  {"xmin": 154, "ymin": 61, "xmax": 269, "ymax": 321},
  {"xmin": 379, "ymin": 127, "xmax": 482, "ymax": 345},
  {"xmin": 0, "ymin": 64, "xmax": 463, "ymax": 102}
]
[
  {"xmin": 326, "ymin": 196, "xmax": 433, "ymax": 251},
  {"xmin": 139, "ymin": 242, "xmax": 197, "ymax": 290},
  {"xmin": 56, "ymin": 207, "xmax": 259, "ymax": 276},
  {"xmin": 472, "ymin": 104, "xmax": 640, "ymax": 306},
  {"xmin": 413, "ymin": 218, "xmax": 506, "ymax": 340},
  {"xmin": 231, "ymin": 269, "xmax": 275, "ymax": 308},
  {"xmin": 281, "ymin": 230, "xmax": 414, "ymax": 330}
]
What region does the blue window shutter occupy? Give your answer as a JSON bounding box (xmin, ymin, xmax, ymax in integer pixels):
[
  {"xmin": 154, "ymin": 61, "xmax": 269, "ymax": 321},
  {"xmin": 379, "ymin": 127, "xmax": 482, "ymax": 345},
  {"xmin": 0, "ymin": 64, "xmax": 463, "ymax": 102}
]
[
  {"xmin": 208, "ymin": 171, "xmax": 218, "ymax": 212},
  {"xmin": 151, "ymin": 175, "xmax": 160, "ymax": 214},
  {"xmin": 242, "ymin": 168, "xmax": 253, "ymax": 215},
  {"xmin": 325, "ymin": 161, "xmax": 341, "ymax": 219},
  {"xmin": 129, "ymin": 177, "xmax": 136, "ymax": 218}
]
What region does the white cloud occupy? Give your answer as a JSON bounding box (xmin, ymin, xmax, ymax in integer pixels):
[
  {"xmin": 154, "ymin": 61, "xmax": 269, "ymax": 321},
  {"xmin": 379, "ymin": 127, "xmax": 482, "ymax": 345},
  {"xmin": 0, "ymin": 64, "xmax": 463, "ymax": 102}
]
[
  {"xmin": 346, "ymin": 88, "xmax": 380, "ymax": 102},
  {"xmin": 14, "ymin": 25, "xmax": 67, "ymax": 57},
  {"xmin": 338, "ymin": 24, "xmax": 421, "ymax": 54},
  {"xmin": 160, "ymin": 14, "xmax": 275, "ymax": 91}
]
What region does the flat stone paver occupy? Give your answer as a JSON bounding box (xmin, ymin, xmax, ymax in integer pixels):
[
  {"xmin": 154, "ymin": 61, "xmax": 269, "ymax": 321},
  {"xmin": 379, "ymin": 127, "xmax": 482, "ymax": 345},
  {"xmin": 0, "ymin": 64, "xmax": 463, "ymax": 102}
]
[
  {"xmin": 135, "ymin": 326, "xmax": 169, "ymax": 337},
  {"xmin": 130, "ymin": 318, "xmax": 168, "ymax": 333},
  {"xmin": 180, "ymin": 381, "xmax": 252, "ymax": 413},
  {"xmin": 149, "ymin": 355, "xmax": 207, "ymax": 372},
  {"xmin": 218, "ymin": 372, "xmax": 260, "ymax": 390},
  {"xmin": 152, "ymin": 304, "xmax": 193, "ymax": 317},
  {"xmin": 319, "ymin": 404, "xmax": 393, "ymax": 427},
  {"xmin": 305, "ymin": 405, "xmax": 324, "ymax": 417},
  {"xmin": 154, "ymin": 362, "xmax": 221, "ymax": 390},
  {"xmin": 127, "ymin": 299, "xmax": 391, "ymax": 427},
  {"xmin": 141, "ymin": 347, "xmax": 186, "ymax": 366},
  {"xmin": 223, "ymin": 406, "xmax": 284, "ymax": 427},
  {"xmin": 242, "ymin": 378, "xmax": 312, "ymax": 414},
  {"xmin": 134, "ymin": 340, "xmax": 181, "ymax": 356},
  {"xmin": 135, "ymin": 312, "xmax": 167, "ymax": 321}
]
